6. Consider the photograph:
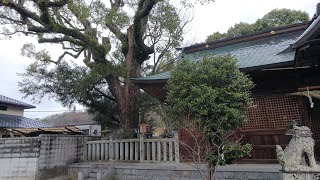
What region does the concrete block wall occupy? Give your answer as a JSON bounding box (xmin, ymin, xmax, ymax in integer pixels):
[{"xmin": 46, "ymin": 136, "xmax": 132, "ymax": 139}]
[
  {"xmin": 0, "ymin": 137, "xmax": 40, "ymax": 158},
  {"xmin": 0, "ymin": 135, "xmax": 87, "ymax": 180},
  {"xmin": 0, "ymin": 137, "xmax": 40, "ymax": 180},
  {"xmin": 0, "ymin": 158, "xmax": 39, "ymax": 180},
  {"xmin": 37, "ymin": 134, "xmax": 86, "ymax": 179}
]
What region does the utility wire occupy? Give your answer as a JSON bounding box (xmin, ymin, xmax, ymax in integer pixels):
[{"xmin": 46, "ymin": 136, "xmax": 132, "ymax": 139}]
[{"xmin": 25, "ymin": 109, "xmax": 87, "ymax": 113}]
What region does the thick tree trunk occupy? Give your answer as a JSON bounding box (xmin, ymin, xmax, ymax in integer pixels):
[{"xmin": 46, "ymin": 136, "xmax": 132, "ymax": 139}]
[
  {"xmin": 117, "ymin": 79, "xmax": 140, "ymax": 129},
  {"xmin": 113, "ymin": 27, "xmax": 141, "ymax": 129}
]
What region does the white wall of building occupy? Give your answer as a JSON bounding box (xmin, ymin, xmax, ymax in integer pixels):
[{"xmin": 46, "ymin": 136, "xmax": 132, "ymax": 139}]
[
  {"xmin": 75, "ymin": 124, "xmax": 101, "ymax": 136},
  {"xmin": 0, "ymin": 104, "xmax": 24, "ymax": 116}
]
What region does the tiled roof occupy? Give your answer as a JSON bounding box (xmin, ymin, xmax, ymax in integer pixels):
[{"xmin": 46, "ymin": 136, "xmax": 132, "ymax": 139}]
[
  {"xmin": 183, "ymin": 31, "xmax": 302, "ymax": 69},
  {"xmin": 132, "ymin": 71, "xmax": 171, "ymax": 81},
  {"xmin": 0, "ymin": 114, "xmax": 50, "ymax": 128},
  {"xmin": 291, "ymin": 14, "xmax": 320, "ymax": 48},
  {"xmin": 0, "ymin": 95, "xmax": 35, "ymax": 109},
  {"xmin": 132, "ymin": 31, "xmax": 304, "ymax": 81}
]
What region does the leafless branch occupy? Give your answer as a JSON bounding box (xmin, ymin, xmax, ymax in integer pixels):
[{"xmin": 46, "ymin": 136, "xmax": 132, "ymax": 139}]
[
  {"xmin": 38, "ymin": 36, "xmax": 86, "ymax": 47},
  {"xmin": 58, "ymin": 48, "xmax": 84, "ymax": 62},
  {"xmin": 93, "ymin": 87, "xmax": 116, "ymax": 101}
]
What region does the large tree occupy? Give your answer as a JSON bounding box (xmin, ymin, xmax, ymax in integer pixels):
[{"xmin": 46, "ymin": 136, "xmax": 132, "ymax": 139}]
[
  {"xmin": 206, "ymin": 8, "xmax": 309, "ymax": 42},
  {"xmin": 0, "ymin": 0, "xmax": 213, "ymax": 128}
]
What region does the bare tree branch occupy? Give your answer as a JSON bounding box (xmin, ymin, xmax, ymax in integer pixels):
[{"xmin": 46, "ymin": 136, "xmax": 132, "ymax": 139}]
[
  {"xmin": 38, "ymin": 36, "xmax": 86, "ymax": 47},
  {"xmin": 58, "ymin": 48, "xmax": 84, "ymax": 62},
  {"xmin": 93, "ymin": 87, "xmax": 116, "ymax": 101}
]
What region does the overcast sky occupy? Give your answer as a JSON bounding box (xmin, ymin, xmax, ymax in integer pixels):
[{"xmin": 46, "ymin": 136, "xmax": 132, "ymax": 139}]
[{"xmin": 0, "ymin": 0, "xmax": 318, "ymax": 119}]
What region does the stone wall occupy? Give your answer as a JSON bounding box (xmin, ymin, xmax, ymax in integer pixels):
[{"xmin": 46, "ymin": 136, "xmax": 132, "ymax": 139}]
[
  {"xmin": 69, "ymin": 162, "xmax": 282, "ymax": 180},
  {"xmin": 0, "ymin": 135, "xmax": 87, "ymax": 180},
  {"xmin": 0, "ymin": 137, "xmax": 40, "ymax": 180},
  {"xmin": 37, "ymin": 134, "xmax": 86, "ymax": 179}
]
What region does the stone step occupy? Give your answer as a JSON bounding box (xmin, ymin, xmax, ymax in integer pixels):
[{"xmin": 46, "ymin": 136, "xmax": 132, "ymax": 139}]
[{"xmin": 88, "ymin": 172, "xmax": 97, "ymax": 178}]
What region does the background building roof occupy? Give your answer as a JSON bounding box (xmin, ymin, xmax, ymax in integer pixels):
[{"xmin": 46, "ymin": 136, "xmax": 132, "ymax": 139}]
[
  {"xmin": 0, "ymin": 114, "xmax": 49, "ymax": 128},
  {"xmin": 42, "ymin": 112, "xmax": 97, "ymax": 127},
  {"xmin": 0, "ymin": 95, "xmax": 35, "ymax": 109}
]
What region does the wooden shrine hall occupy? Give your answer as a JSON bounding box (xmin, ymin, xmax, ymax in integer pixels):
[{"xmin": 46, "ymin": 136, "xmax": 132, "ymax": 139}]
[{"xmin": 132, "ymin": 9, "xmax": 320, "ymax": 163}]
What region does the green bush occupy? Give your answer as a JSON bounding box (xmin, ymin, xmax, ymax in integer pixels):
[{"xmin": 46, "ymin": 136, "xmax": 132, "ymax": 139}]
[{"xmin": 167, "ymin": 55, "xmax": 254, "ymax": 166}]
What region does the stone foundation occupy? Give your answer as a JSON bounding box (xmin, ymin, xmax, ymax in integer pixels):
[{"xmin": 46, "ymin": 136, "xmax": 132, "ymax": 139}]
[
  {"xmin": 280, "ymin": 171, "xmax": 320, "ymax": 180},
  {"xmin": 69, "ymin": 162, "xmax": 282, "ymax": 180}
]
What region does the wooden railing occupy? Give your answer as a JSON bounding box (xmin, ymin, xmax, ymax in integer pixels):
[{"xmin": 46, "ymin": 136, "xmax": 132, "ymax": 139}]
[{"xmin": 84, "ymin": 134, "xmax": 179, "ymax": 163}]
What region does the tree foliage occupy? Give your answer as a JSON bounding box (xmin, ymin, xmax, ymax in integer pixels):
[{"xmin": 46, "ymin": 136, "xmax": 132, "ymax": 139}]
[
  {"xmin": 206, "ymin": 8, "xmax": 309, "ymax": 42},
  {"xmin": 167, "ymin": 55, "xmax": 253, "ymax": 166},
  {"xmin": 0, "ymin": 0, "xmax": 214, "ymax": 128}
]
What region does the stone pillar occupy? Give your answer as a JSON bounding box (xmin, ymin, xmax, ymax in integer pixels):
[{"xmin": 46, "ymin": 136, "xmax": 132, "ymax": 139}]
[
  {"xmin": 97, "ymin": 172, "xmax": 102, "ymax": 180},
  {"xmin": 109, "ymin": 137, "xmax": 114, "ymax": 161},
  {"xmin": 139, "ymin": 134, "xmax": 144, "ymax": 162},
  {"xmin": 174, "ymin": 133, "xmax": 180, "ymax": 163},
  {"xmin": 78, "ymin": 172, "xmax": 84, "ymax": 180}
]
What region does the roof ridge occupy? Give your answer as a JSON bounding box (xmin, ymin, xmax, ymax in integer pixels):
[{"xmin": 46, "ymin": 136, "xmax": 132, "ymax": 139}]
[
  {"xmin": 180, "ymin": 22, "xmax": 309, "ymax": 54},
  {"xmin": 0, "ymin": 95, "xmax": 35, "ymax": 109}
]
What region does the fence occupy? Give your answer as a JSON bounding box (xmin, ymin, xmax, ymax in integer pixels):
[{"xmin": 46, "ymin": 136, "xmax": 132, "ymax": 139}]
[{"xmin": 84, "ymin": 134, "xmax": 179, "ymax": 163}]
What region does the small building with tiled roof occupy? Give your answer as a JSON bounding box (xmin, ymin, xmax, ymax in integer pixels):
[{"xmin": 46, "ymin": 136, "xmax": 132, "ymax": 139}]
[
  {"xmin": 0, "ymin": 94, "xmax": 49, "ymax": 138},
  {"xmin": 0, "ymin": 94, "xmax": 35, "ymax": 116},
  {"xmin": 132, "ymin": 9, "xmax": 320, "ymax": 163},
  {"xmin": 132, "ymin": 22, "xmax": 311, "ymax": 101},
  {"xmin": 43, "ymin": 112, "xmax": 101, "ymax": 136}
]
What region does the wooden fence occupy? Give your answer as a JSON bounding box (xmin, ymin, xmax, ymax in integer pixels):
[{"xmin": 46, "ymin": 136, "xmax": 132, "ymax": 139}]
[{"xmin": 84, "ymin": 134, "xmax": 179, "ymax": 163}]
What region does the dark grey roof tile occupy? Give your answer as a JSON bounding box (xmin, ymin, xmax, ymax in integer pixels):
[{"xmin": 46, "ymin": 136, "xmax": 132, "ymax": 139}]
[
  {"xmin": 0, "ymin": 95, "xmax": 35, "ymax": 109},
  {"xmin": 0, "ymin": 114, "xmax": 50, "ymax": 128}
]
